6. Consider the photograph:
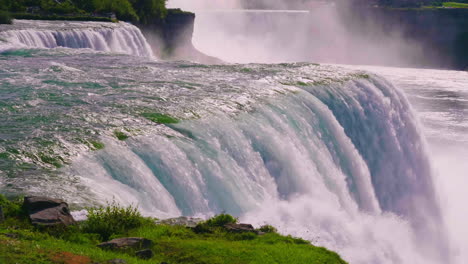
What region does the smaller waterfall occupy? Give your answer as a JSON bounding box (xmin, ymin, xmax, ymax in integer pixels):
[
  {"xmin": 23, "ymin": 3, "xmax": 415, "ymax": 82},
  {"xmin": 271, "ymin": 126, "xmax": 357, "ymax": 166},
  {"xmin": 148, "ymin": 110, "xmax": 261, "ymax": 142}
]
[{"xmin": 0, "ymin": 20, "xmax": 154, "ymax": 57}]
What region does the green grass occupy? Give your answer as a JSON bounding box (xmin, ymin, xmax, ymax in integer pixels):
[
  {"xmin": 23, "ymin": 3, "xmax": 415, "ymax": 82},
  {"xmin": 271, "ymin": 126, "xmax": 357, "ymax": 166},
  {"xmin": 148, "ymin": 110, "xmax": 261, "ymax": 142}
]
[
  {"xmin": 114, "ymin": 131, "xmax": 129, "ymax": 141},
  {"xmin": 89, "ymin": 141, "xmax": 105, "ymax": 150},
  {"xmin": 422, "ymin": 2, "xmax": 468, "ymax": 8},
  {"xmin": 141, "ymin": 113, "xmax": 179, "ymax": 124},
  {"xmin": 38, "ymin": 154, "xmax": 63, "ymax": 168},
  {"xmin": 0, "ymin": 196, "xmax": 348, "ymax": 264},
  {"xmin": 443, "ymin": 2, "xmax": 468, "ymax": 8},
  {"xmin": 83, "ymin": 202, "xmax": 144, "ymax": 241}
]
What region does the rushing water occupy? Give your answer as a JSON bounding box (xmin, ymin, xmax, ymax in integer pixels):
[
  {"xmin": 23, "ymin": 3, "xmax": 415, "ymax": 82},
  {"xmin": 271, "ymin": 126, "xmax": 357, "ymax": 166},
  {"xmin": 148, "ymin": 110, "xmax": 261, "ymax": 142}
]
[{"xmin": 0, "ymin": 20, "xmax": 466, "ymax": 264}]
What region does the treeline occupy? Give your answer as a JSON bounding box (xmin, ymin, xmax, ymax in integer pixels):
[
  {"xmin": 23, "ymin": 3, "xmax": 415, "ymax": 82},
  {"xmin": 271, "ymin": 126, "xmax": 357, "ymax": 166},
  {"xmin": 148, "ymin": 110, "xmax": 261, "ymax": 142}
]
[{"xmin": 0, "ymin": 0, "xmax": 167, "ymax": 24}]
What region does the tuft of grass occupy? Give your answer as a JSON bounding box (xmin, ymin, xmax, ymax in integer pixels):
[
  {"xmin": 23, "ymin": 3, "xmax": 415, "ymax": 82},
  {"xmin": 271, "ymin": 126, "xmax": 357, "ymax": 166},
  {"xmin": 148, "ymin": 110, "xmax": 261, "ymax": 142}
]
[
  {"xmin": 194, "ymin": 214, "xmax": 238, "ymax": 234},
  {"xmin": 38, "ymin": 154, "xmax": 62, "ymax": 168},
  {"xmin": 89, "ymin": 141, "xmax": 105, "ymax": 150},
  {"xmin": 0, "ymin": 195, "xmax": 24, "ymax": 219},
  {"xmin": 82, "ymin": 202, "xmax": 144, "ymax": 241},
  {"xmin": 205, "ymin": 214, "xmax": 237, "ymax": 227},
  {"xmin": 114, "ymin": 131, "xmax": 129, "ymax": 141},
  {"xmin": 142, "ymin": 113, "xmax": 179, "ymax": 124},
  {"xmin": 258, "ymin": 224, "xmax": 278, "ymax": 233}
]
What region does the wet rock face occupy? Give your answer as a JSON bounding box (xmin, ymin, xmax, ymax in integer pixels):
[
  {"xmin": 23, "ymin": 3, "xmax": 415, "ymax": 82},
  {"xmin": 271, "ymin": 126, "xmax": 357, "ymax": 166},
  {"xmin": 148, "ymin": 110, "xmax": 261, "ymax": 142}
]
[
  {"xmin": 0, "ymin": 206, "xmax": 4, "ymax": 223},
  {"xmin": 224, "ymin": 223, "xmax": 256, "ymax": 233},
  {"xmin": 155, "ymin": 216, "xmax": 204, "ymax": 228},
  {"xmin": 23, "ymin": 196, "xmax": 75, "ymax": 226},
  {"xmin": 97, "ymin": 237, "xmax": 153, "ymax": 251}
]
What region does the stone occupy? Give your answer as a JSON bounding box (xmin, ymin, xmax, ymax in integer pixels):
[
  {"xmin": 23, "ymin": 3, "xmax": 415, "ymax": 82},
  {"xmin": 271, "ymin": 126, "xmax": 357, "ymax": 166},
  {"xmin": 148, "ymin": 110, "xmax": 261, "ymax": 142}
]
[
  {"xmin": 155, "ymin": 216, "xmax": 204, "ymax": 228},
  {"xmin": 0, "ymin": 206, "xmax": 4, "ymax": 223},
  {"xmin": 106, "ymin": 259, "xmax": 127, "ymax": 264},
  {"xmin": 224, "ymin": 223, "xmax": 256, "ymax": 233},
  {"xmin": 91, "ymin": 258, "xmax": 128, "ymax": 264},
  {"xmin": 2, "ymin": 233, "xmax": 19, "ymax": 239},
  {"xmin": 136, "ymin": 249, "xmax": 154, "ymax": 260},
  {"xmin": 98, "ymin": 237, "xmax": 153, "ymax": 251},
  {"xmin": 23, "ymin": 196, "xmax": 75, "ymax": 226}
]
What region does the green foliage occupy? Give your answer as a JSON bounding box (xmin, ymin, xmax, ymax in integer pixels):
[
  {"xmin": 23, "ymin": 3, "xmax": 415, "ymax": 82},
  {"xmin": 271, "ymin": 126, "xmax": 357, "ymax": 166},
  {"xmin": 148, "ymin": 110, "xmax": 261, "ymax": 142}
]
[
  {"xmin": 205, "ymin": 214, "xmax": 237, "ymax": 227},
  {"xmin": 142, "ymin": 112, "xmax": 179, "ymax": 124},
  {"xmin": 114, "ymin": 131, "xmax": 129, "ymax": 141},
  {"xmin": 194, "ymin": 214, "xmax": 238, "ymax": 234},
  {"xmin": 258, "ymin": 224, "xmax": 278, "ymax": 233},
  {"xmin": 0, "ymin": 10, "xmax": 12, "ymax": 24},
  {"xmin": 82, "ymin": 202, "xmax": 144, "ymax": 240},
  {"xmin": 38, "ymin": 153, "xmax": 62, "ymax": 168},
  {"xmin": 89, "ymin": 140, "xmax": 105, "ymax": 150},
  {"xmin": 0, "ymin": 194, "xmax": 23, "ymax": 219},
  {"xmin": 131, "ymin": 0, "xmax": 167, "ymax": 24},
  {"xmin": 0, "ymin": 0, "xmax": 168, "ymax": 23},
  {"xmin": 93, "ymin": 0, "xmax": 138, "ymax": 21},
  {"xmin": 12, "ymin": 13, "xmax": 114, "ymax": 22},
  {"xmin": 443, "ymin": 2, "xmax": 468, "ymax": 8},
  {"xmin": 39, "ymin": 0, "xmax": 79, "ymax": 14}
]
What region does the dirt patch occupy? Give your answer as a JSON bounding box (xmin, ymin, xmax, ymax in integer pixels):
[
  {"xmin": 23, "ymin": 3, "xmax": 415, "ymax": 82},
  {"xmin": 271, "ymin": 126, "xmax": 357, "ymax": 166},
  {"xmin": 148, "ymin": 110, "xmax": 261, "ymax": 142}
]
[{"xmin": 50, "ymin": 251, "xmax": 92, "ymax": 264}]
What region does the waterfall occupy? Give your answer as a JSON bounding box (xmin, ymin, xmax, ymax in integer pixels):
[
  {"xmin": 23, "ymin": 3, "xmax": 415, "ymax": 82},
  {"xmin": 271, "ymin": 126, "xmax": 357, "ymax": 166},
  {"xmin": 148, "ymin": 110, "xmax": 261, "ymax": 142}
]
[
  {"xmin": 0, "ymin": 20, "xmax": 154, "ymax": 57},
  {"xmin": 70, "ymin": 75, "xmax": 448, "ymax": 264}
]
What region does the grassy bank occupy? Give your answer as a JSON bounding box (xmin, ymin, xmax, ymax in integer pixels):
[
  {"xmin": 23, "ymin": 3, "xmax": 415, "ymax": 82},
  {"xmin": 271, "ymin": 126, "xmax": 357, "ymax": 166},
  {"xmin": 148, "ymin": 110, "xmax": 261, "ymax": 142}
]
[{"xmin": 0, "ymin": 196, "xmax": 347, "ymax": 264}]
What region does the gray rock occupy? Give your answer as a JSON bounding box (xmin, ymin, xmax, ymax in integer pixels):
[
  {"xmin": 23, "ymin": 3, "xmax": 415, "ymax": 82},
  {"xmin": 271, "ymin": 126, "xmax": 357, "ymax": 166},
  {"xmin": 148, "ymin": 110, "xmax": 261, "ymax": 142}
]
[
  {"xmin": 155, "ymin": 216, "xmax": 203, "ymax": 228},
  {"xmin": 136, "ymin": 249, "xmax": 154, "ymax": 259},
  {"xmin": 224, "ymin": 223, "xmax": 256, "ymax": 233},
  {"xmin": 98, "ymin": 237, "xmax": 153, "ymax": 251},
  {"xmin": 106, "ymin": 259, "xmax": 127, "ymax": 264},
  {"xmin": 0, "ymin": 206, "xmax": 4, "ymax": 223},
  {"xmin": 2, "ymin": 233, "xmax": 19, "ymax": 239},
  {"xmin": 23, "ymin": 196, "xmax": 75, "ymax": 226}
]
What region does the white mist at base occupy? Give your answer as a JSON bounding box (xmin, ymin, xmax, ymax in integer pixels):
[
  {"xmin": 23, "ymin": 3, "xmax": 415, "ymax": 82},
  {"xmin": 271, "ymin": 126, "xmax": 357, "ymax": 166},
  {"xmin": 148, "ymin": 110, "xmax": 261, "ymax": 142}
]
[
  {"xmin": 169, "ymin": 0, "xmax": 428, "ymax": 67},
  {"xmin": 355, "ymin": 66, "xmax": 468, "ymax": 264}
]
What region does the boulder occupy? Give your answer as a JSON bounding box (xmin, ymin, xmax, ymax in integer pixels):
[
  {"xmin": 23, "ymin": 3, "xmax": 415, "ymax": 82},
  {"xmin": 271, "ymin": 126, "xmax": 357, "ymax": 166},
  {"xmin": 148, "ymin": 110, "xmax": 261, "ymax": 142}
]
[
  {"xmin": 136, "ymin": 249, "xmax": 154, "ymax": 259},
  {"xmin": 106, "ymin": 260, "xmax": 127, "ymax": 264},
  {"xmin": 155, "ymin": 216, "xmax": 203, "ymax": 228},
  {"xmin": 98, "ymin": 237, "xmax": 153, "ymax": 251},
  {"xmin": 91, "ymin": 259, "xmax": 127, "ymax": 264},
  {"xmin": 224, "ymin": 223, "xmax": 256, "ymax": 233},
  {"xmin": 23, "ymin": 196, "xmax": 75, "ymax": 226}
]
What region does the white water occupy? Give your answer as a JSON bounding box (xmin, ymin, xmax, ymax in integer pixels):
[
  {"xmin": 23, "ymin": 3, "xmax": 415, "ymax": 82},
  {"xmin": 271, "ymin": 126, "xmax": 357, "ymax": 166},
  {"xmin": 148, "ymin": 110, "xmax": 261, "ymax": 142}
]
[
  {"xmin": 69, "ymin": 73, "xmax": 448, "ymax": 263},
  {"xmin": 0, "ymin": 20, "xmax": 154, "ymax": 57}
]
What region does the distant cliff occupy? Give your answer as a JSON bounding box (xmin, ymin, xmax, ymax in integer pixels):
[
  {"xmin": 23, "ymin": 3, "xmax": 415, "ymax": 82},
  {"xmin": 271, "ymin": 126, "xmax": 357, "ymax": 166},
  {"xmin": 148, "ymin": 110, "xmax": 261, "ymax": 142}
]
[
  {"xmin": 138, "ymin": 9, "xmax": 221, "ymax": 63},
  {"xmin": 343, "ymin": 7, "xmax": 468, "ymax": 70}
]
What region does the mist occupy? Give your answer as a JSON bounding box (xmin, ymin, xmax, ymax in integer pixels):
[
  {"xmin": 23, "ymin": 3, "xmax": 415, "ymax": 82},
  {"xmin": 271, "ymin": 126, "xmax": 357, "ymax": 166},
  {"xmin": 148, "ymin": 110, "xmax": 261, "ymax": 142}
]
[{"xmin": 167, "ymin": 0, "xmax": 440, "ymax": 67}]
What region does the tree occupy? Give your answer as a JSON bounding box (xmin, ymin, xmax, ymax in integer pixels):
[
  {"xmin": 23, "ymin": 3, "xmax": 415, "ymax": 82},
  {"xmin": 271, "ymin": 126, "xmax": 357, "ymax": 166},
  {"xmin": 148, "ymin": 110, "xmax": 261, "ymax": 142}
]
[
  {"xmin": 130, "ymin": 0, "xmax": 167, "ymax": 24},
  {"xmin": 93, "ymin": 0, "xmax": 139, "ymax": 21}
]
